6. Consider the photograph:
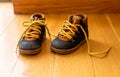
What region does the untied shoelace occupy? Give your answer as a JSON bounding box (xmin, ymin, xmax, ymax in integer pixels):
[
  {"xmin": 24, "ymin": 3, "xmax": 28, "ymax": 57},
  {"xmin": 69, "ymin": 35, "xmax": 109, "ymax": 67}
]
[{"xmin": 58, "ymin": 20, "xmax": 111, "ymax": 57}]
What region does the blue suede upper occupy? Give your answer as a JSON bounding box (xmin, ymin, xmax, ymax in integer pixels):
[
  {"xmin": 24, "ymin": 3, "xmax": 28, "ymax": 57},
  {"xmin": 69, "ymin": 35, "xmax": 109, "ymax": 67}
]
[
  {"xmin": 51, "ymin": 17, "xmax": 88, "ymax": 50},
  {"xmin": 19, "ymin": 25, "xmax": 45, "ymax": 50}
]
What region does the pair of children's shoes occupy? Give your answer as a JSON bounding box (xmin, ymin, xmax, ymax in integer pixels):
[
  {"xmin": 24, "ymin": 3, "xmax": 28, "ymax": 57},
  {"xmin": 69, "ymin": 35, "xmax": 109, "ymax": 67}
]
[{"xmin": 18, "ymin": 13, "xmax": 110, "ymax": 57}]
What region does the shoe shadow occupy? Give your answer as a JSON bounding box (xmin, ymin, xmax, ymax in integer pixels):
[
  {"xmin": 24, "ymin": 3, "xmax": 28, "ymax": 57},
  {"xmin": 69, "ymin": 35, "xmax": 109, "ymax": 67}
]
[{"xmin": 54, "ymin": 39, "xmax": 111, "ymax": 58}]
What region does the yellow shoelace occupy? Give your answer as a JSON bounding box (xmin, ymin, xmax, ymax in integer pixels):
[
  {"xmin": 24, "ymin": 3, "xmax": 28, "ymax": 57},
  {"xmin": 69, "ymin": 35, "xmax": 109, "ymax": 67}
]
[
  {"xmin": 59, "ymin": 21, "xmax": 79, "ymax": 40},
  {"xmin": 59, "ymin": 20, "xmax": 111, "ymax": 57},
  {"xmin": 23, "ymin": 20, "xmax": 45, "ymax": 39},
  {"xmin": 16, "ymin": 20, "xmax": 51, "ymax": 55}
]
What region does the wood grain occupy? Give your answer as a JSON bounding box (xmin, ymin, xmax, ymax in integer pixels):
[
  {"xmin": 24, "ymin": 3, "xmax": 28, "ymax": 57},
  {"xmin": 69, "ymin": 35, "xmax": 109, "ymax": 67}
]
[
  {"xmin": 12, "ymin": 0, "xmax": 120, "ymax": 14},
  {"xmin": 106, "ymin": 14, "xmax": 120, "ymax": 42}
]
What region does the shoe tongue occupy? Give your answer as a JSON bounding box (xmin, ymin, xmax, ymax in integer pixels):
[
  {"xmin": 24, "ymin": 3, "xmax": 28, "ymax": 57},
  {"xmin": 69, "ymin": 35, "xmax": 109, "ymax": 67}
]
[{"xmin": 68, "ymin": 15, "xmax": 82, "ymax": 24}]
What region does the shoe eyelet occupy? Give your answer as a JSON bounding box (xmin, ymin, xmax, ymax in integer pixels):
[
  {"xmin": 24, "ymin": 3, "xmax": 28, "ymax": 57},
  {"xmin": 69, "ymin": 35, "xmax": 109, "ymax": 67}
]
[{"xmin": 72, "ymin": 39, "xmax": 75, "ymax": 42}]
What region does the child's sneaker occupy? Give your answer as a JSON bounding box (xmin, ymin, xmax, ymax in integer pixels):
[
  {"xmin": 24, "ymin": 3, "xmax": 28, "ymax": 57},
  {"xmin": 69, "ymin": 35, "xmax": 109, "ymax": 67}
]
[
  {"xmin": 18, "ymin": 13, "xmax": 46, "ymax": 54},
  {"xmin": 51, "ymin": 14, "xmax": 88, "ymax": 54}
]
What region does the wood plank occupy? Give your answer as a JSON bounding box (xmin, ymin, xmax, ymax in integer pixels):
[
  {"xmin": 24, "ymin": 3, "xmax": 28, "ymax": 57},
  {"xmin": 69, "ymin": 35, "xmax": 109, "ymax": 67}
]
[
  {"xmin": 12, "ymin": 0, "xmax": 120, "ymax": 14},
  {"xmin": 88, "ymin": 14, "xmax": 120, "ymax": 77},
  {"xmin": 0, "ymin": 14, "xmax": 30, "ymax": 77},
  {"xmin": 13, "ymin": 0, "xmax": 119, "ymax": 5},
  {"xmin": 106, "ymin": 14, "xmax": 120, "ymax": 42},
  {"xmin": 0, "ymin": 3, "xmax": 16, "ymax": 77},
  {"xmin": 0, "ymin": 2, "xmax": 14, "ymax": 35}
]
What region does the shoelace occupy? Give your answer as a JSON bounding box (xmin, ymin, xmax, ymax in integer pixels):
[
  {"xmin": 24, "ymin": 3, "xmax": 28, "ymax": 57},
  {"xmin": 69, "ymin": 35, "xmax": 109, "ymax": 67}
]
[
  {"xmin": 23, "ymin": 21, "xmax": 44, "ymax": 39},
  {"xmin": 16, "ymin": 20, "xmax": 51, "ymax": 55},
  {"xmin": 59, "ymin": 20, "xmax": 111, "ymax": 57},
  {"xmin": 59, "ymin": 20, "xmax": 79, "ymax": 40}
]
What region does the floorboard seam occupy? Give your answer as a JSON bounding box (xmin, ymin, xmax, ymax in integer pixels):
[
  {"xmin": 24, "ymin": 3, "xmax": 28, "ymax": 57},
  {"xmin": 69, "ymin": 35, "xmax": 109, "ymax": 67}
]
[
  {"xmin": 90, "ymin": 56, "xmax": 96, "ymax": 77},
  {"xmin": 105, "ymin": 14, "xmax": 120, "ymax": 42}
]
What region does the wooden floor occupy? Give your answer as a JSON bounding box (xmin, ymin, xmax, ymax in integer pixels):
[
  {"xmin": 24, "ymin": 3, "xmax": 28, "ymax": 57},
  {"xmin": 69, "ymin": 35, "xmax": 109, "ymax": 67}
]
[{"xmin": 0, "ymin": 2, "xmax": 120, "ymax": 77}]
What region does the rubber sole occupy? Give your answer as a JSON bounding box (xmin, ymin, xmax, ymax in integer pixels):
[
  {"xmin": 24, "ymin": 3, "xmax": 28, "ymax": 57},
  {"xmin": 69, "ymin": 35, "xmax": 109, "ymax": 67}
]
[
  {"xmin": 51, "ymin": 40, "xmax": 86, "ymax": 55},
  {"xmin": 19, "ymin": 47, "xmax": 42, "ymax": 55}
]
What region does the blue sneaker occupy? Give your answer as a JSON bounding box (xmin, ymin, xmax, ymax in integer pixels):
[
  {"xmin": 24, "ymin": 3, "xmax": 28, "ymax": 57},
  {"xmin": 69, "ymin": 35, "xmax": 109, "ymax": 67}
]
[
  {"xmin": 18, "ymin": 13, "xmax": 46, "ymax": 54},
  {"xmin": 51, "ymin": 14, "xmax": 88, "ymax": 54}
]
